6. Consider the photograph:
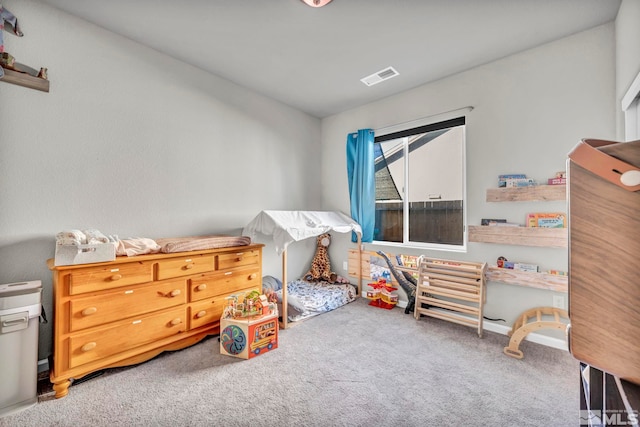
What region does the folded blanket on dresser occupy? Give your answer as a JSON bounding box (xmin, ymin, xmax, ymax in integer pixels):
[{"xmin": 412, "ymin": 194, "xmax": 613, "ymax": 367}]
[
  {"xmin": 115, "ymin": 238, "xmax": 161, "ymax": 257},
  {"xmin": 155, "ymin": 235, "xmax": 252, "ymax": 253}
]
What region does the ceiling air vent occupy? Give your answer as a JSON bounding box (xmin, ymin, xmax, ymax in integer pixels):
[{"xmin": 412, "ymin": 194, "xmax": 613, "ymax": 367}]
[{"xmin": 360, "ymin": 66, "xmax": 399, "ymax": 87}]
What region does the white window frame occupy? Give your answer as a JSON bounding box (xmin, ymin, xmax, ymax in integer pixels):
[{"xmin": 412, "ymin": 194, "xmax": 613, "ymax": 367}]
[
  {"xmin": 622, "ymin": 71, "xmax": 640, "ymax": 141},
  {"xmin": 372, "ymin": 107, "xmax": 472, "ymax": 253}
]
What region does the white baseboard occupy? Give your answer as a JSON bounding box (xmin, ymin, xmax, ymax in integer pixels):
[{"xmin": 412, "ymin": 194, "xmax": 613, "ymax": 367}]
[
  {"xmin": 408, "ymin": 303, "xmax": 568, "ymax": 351},
  {"xmin": 482, "ymin": 321, "xmax": 568, "ymax": 351}
]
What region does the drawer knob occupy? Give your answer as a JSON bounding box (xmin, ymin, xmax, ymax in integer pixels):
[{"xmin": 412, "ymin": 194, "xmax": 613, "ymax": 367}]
[
  {"xmin": 249, "ymin": 273, "xmax": 257, "ymax": 280},
  {"xmin": 169, "ymin": 289, "xmax": 181, "ymax": 297},
  {"xmin": 170, "ymin": 318, "xmax": 182, "ymax": 326},
  {"xmin": 196, "ymin": 284, "xmax": 207, "ymax": 291},
  {"xmin": 235, "ymin": 257, "xmax": 243, "ymax": 262},
  {"xmin": 81, "ymin": 342, "xmax": 97, "ymax": 352},
  {"xmin": 196, "ymin": 310, "xmax": 207, "ymax": 318},
  {"xmin": 81, "ymin": 307, "xmax": 97, "ymax": 316},
  {"xmin": 110, "ymin": 274, "xmax": 123, "ymax": 281},
  {"xmin": 184, "ymin": 264, "xmax": 194, "ymax": 270}
]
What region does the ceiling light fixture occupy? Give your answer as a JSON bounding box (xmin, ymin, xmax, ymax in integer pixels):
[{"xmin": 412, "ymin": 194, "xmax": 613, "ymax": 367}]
[{"xmin": 300, "ymin": 0, "xmax": 333, "ymax": 7}]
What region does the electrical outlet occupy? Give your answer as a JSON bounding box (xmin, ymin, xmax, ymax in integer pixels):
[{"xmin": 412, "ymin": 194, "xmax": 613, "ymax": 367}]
[
  {"xmin": 553, "ymin": 295, "xmax": 565, "ymax": 309},
  {"xmin": 343, "ymin": 261, "xmax": 348, "ymax": 271}
]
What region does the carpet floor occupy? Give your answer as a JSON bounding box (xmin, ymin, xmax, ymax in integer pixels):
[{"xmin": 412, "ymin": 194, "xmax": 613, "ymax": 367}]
[{"xmin": 0, "ymin": 297, "xmax": 579, "ymax": 426}]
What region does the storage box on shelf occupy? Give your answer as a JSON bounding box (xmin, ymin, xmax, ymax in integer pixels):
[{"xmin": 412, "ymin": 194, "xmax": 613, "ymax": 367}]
[{"xmin": 47, "ymin": 244, "xmax": 263, "ymax": 399}]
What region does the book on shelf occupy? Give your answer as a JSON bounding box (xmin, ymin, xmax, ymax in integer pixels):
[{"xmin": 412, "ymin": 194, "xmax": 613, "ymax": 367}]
[
  {"xmin": 526, "ymin": 212, "xmax": 566, "ymax": 228},
  {"xmin": 396, "ymin": 254, "xmax": 418, "ymax": 269},
  {"xmin": 481, "ymin": 218, "xmax": 506, "ymax": 226},
  {"xmin": 498, "ymin": 174, "xmax": 527, "ymax": 187},
  {"xmin": 547, "ymin": 177, "xmax": 567, "ymax": 185}
]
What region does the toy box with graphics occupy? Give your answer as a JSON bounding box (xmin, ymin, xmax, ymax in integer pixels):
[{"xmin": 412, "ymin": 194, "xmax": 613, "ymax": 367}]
[{"xmin": 220, "ymin": 312, "xmax": 278, "ymax": 359}]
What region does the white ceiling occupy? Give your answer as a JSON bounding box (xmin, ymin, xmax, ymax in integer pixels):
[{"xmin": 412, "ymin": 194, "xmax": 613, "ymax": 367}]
[{"xmin": 40, "ymin": 0, "xmax": 621, "ymax": 118}]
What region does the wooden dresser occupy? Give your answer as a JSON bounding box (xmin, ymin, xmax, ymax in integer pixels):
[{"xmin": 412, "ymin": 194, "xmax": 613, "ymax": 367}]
[{"xmin": 47, "ymin": 244, "xmax": 263, "ymax": 398}]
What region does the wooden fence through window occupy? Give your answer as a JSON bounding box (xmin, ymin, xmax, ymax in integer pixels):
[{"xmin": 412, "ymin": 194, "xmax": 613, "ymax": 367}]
[{"xmin": 374, "ymin": 201, "xmax": 463, "ymax": 245}]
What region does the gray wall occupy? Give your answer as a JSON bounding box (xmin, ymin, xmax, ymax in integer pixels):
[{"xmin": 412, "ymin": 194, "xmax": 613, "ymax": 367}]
[
  {"xmin": 0, "ymin": 0, "xmax": 633, "ymax": 360},
  {"xmin": 0, "ymin": 0, "xmax": 321, "ymax": 360},
  {"xmin": 615, "ymin": 0, "xmax": 640, "ymax": 139},
  {"xmin": 321, "ymin": 23, "xmax": 617, "ymax": 339}
]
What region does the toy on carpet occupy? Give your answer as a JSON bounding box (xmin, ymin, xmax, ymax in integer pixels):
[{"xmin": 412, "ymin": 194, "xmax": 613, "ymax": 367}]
[
  {"xmin": 365, "ymin": 278, "xmax": 399, "ymax": 309},
  {"xmin": 376, "ymin": 251, "xmax": 417, "ymax": 314},
  {"xmin": 303, "ymin": 233, "xmax": 337, "ymax": 283}
]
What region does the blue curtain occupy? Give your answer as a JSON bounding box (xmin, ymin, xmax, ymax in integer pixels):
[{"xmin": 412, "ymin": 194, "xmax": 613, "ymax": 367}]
[{"xmin": 346, "ymin": 129, "xmax": 375, "ymax": 242}]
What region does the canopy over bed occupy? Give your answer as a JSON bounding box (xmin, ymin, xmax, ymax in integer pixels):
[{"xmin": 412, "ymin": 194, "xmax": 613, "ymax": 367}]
[{"xmin": 243, "ymin": 210, "xmax": 363, "ymax": 329}]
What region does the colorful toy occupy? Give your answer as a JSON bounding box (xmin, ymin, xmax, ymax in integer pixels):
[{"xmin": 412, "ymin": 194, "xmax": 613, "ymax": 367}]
[
  {"xmin": 376, "ymin": 251, "xmax": 416, "ymax": 314},
  {"xmin": 365, "ymin": 278, "xmax": 399, "ymax": 310},
  {"xmin": 220, "ymin": 312, "xmax": 279, "ymax": 359},
  {"xmin": 223, "ymin": 289, "xmax": 276, "ymax": 319}
]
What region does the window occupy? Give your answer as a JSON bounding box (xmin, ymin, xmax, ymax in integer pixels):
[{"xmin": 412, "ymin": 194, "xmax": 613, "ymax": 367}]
[
  {"xmin": 622, "ymin": 70, "xmax": 640, "ymax": 140},
  {"xmin": 373, "ymin": 117, "xmax": 466, "ymax": 249}
]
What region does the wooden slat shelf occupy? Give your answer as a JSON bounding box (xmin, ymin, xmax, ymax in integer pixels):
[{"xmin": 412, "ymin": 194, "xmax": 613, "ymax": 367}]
[
  {"xmin": 486, "ymin": 185, "xmax": 566, "ymax": 202},
  {"xmin": 415, "ymin": 257, "xmax": 486, "ymax": 337},
  {"xmin": 348, "ymin": 249, "xmax": 418, "ymax": 285},
  {"xmin": 0, "ymin": 68, "xmax": 49, "ymax": 92},
  {"xmin": 468, "ymin": 225, "xmax": 567, "ymax": 248},
  {"xmin": 486, "ymin": 265, "xmax": 568, "ymax": 292}
]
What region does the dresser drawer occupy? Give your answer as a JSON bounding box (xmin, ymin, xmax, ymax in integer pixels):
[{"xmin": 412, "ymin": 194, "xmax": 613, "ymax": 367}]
[
  {"xmin": 190, "ymin": 267, "xmax": 260, "ymax": 302},
  {"xmin": 69, "ymin": 261, "xmax": 154, "ymax": 295},
  {"xmin": 217, "ymin": 249, "xmax": 260, "ymax": 271},
  {"xmin": 189, "ymin": 298, "xmax": 227, "ymax": 330},
  {"xmin": 156, "ymin": 254, "xmax": 215, "ymax": 280},
  {"xmin": 69, "ymin": 279, "xmax": 187, "ymax": 332},
  {"xmin": 68, "ymin": 306, "xmax": 186, "ymax": 369}
]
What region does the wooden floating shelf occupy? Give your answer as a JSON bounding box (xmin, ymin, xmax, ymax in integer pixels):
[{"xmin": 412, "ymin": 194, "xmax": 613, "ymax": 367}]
[
  {"xmin": 468, "ymin": 225, "xmax": 567, "ymax": 248},
  {"xmin": 0, "ymin": 68, "xmax": 49, "ymax": 92},
  {"xmin": 486, "ymin": 265, "xmax": 568, "ymax": 292},
  {"xmin": 486, "ymin": 185, "xmax": 566, "ymax": 202}
]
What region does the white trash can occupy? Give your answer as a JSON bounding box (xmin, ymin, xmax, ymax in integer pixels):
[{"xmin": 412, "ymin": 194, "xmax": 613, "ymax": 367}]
[{"xmin": 0, "ymin": 280, "xmax": 42, "ymax": 418}]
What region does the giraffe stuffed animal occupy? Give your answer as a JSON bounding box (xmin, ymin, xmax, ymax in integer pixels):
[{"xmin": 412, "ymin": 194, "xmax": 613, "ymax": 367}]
[{"xmin": 303, "ymin": 233, "xmax": 337, "ymax": 283}]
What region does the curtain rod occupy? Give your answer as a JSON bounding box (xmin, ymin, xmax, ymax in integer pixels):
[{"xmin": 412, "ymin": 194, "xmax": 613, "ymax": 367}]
[{"xmin": 373, "ymin": 106, "xmax": 474, "ymax": 136}]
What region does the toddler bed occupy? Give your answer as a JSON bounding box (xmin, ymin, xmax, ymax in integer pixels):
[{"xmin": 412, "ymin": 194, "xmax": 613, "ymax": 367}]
[
  {"xmin": 262, "ymin": 275, "xmax": 357, "ymax": 322},
  {"xmin": 243, "ymin": 210, "xmax": 363, "ymax": 328}
]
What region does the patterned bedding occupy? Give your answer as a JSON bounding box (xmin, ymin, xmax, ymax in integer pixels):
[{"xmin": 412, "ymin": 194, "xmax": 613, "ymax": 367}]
[{"xmin": 278, "ymin": 279, "xmax": 357, "ymax": 322}]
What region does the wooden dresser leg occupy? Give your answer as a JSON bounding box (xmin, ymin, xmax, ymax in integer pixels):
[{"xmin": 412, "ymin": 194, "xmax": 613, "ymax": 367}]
[{"xmin": 52, "ymin": 380, "xmax": 71, "ymax": 399}]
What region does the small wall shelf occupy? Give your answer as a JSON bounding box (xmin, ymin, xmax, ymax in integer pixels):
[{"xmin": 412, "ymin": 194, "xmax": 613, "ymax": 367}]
[
  {"xmin": 0, "ymin": 68, "xmax": 49, "ymax": 92},
  {"xmin": 486, "ymin": 265, "xmax": 567, "ymax": 292},
  {"xmin": 486, "ymin": 185, "xmax": 566, "ymax": 202},
  {"xmin": 468, "ymin": 225, "xmax": 567, "ymax": 248}
]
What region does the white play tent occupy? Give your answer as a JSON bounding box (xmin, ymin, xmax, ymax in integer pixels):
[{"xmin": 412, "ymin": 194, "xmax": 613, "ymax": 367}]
[{"xmin": 243, "ymin": 210, "xmax": 363, "ymax": 328}]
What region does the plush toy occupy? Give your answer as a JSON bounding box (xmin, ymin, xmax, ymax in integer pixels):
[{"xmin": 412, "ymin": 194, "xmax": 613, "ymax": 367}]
[
  {"xmin": 303, "ymin": 233, "xmax": 337, "ymax": 283},
  {"xmin": 264, "ymin": 288, "xmax": 279, "ymax": 303}
]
